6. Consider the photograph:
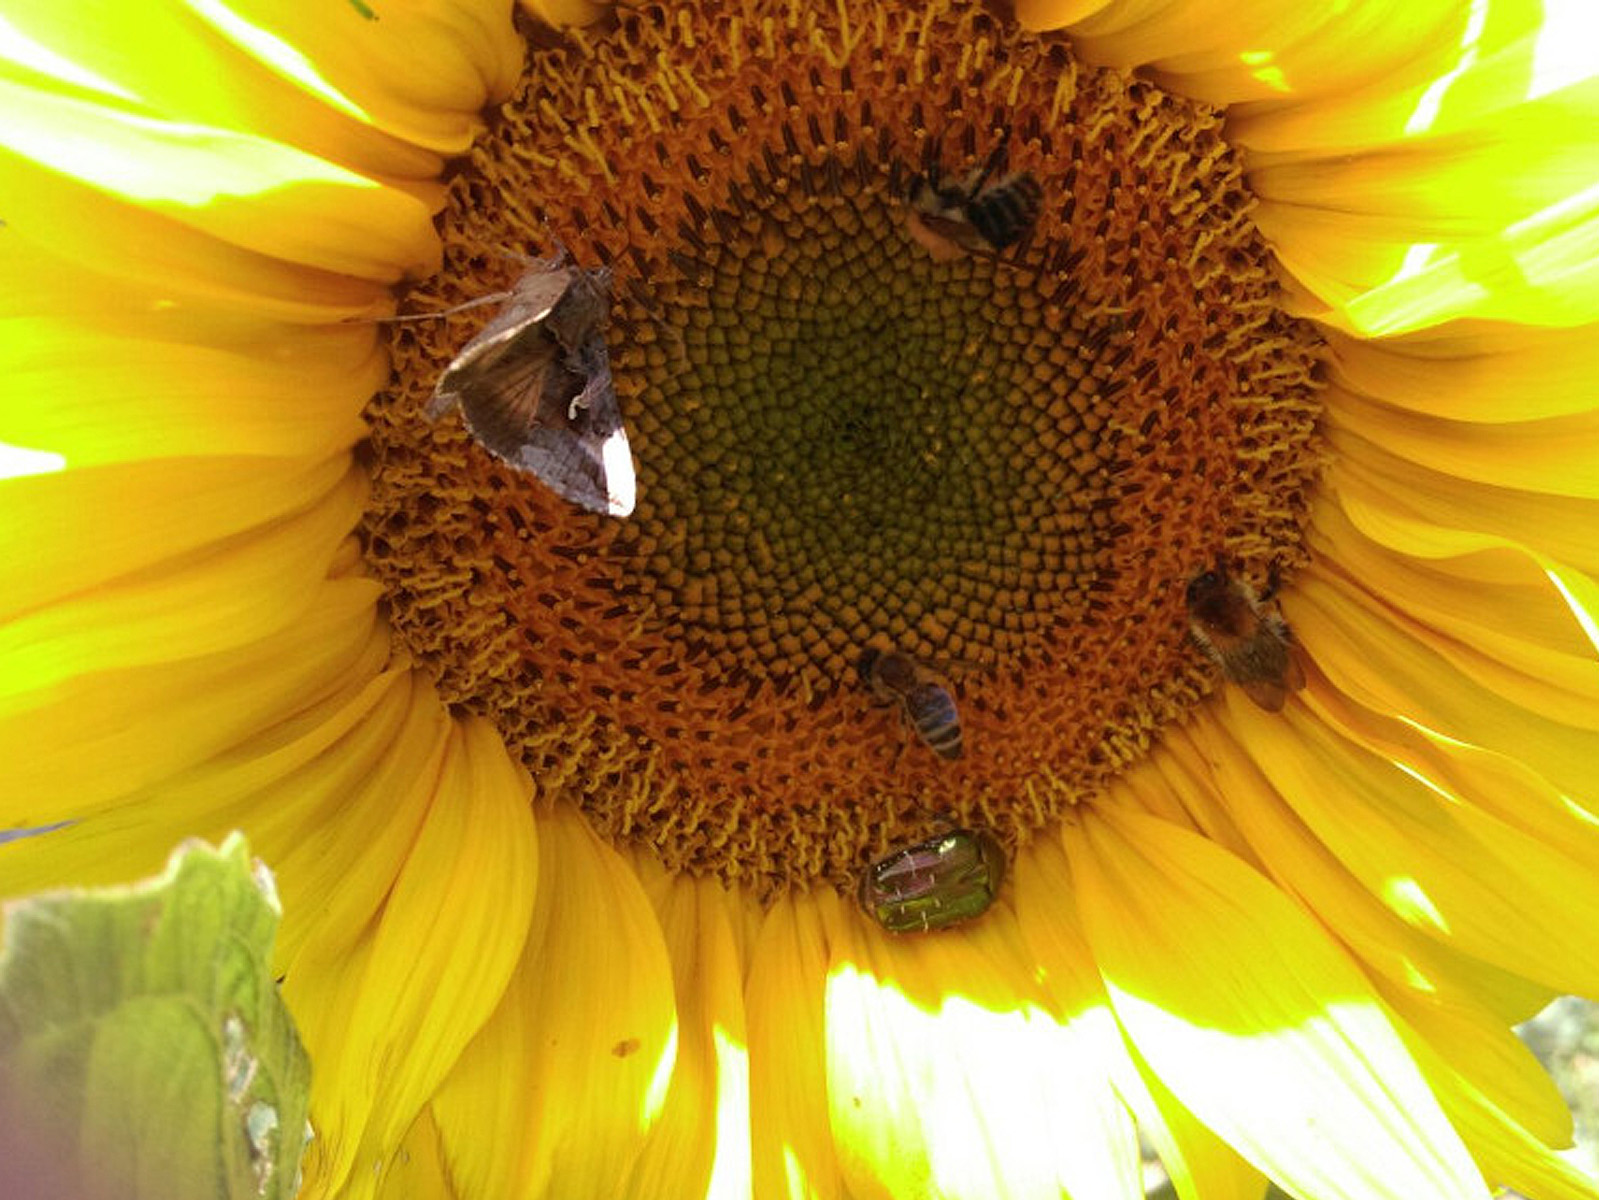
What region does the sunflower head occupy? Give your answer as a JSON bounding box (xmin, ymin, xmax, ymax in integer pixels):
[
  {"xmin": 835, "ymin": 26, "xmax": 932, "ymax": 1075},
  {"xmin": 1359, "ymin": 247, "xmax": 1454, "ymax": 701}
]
[
  {"xmin": 5, "ymin": 1, "xmax": 1599, "ymax": 1199},
  {"xmin": 362, "ymin": 0, "xmax": 1327, "ymax": 896}
]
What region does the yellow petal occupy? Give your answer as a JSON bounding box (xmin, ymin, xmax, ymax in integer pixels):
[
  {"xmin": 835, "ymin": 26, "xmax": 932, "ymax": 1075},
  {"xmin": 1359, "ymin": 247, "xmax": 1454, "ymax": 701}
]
[
  {"xmin": 0, "ymin": 455, "xmax": 358, "ymax": 624},
  {"xmin": 624, "ymin": 860, "xmax": 753, "ymax": 1200},
  {"xmin": 1393, "ymin": 1019, "xmax": 1599, "ymax": 1200},
  {"xmin": 0, "ymin": 573, "xmax": 384, "ymax": 816},
  {"xmin": 1442, "ymin": 1096, "xmax": 1599, "ymax": 1200},
  {"xmin": 1013, "ymin": 0, "xmax": 1116, "ymax": 36},
  {"xmin": 236, "ymin": 669, "xmax": 450, "ymax": 967},
  {"xmin": 0, "ymin": 0, "xmax": 521, "ymax": 272},
  {"xmin": 297, "ymin": 717, "xmax": 537, "ymax": 1196},
  {"xmin": 261, "ymin": 674, "xmax": 453, "ymax": 1198},
  {"xmin": 0, "ymin": 83, "xmax": 441, "ymax": 281},
  {"xmin": 1218, "ymin": 676, "xmax": 1599, "ymax": 1000},
  {"xmin": 1133, "ymin": 735, "xmax": 1267, "ymax": 871},
  {"xmin": 0, "ymin": 472, "xmax": 366, "ymax": 705},
  {"xmin": 374, "ymin": 1108, "xmax": 457, "ymax": 1200},
  {"xmin": 1327, "ymin": 324, "xmax": 1599, "ymax": 422},
  {"xmin": 293, "ymin": 934, "xmax": 381, "ymax": 1200},
  {"xmin": 4, "ymin": 162, "xmax": 402, "ymax": 319},
  {"xmin": 0, "ymin": 0, "xmax": 518, "ymax": 163},
  {"xmin": 1, "ymin": 318, "xmax": 379, "ymax": 465},
  {"xmin": 1328, "ymin": 427, "xmax": 1599, "ymax": 576},
  {"xmin": 0, "ymin": 662, "xmax": 443, "ymax": 988},
  {"xmin": 1116, "ymin": 1033, "xmax": 1267, "ymax": 1200},
  {"xmin": 1309, "ymin": 493, "xmax": 1599, "ymax": 689},
  {"xmin": 823, "ymin": 894, "xmax": 1122, "ymax": 1200},
  {"xmin": 1167, "ymin": 712, "xmax": 1557, "ymax": 1026},
  {"xmin": 748, "ymin": 890, "xmax": 845, "ymax": 1200},
  {"xmin": 521, "ymin": 0, "xmax": 614, "ymax": 28},
  {"xmin": 1255, "ymin": 181, "xmax": 1599, "ymax": 335},
  {"xmin": 1325, "ymin": 389, "xmax": 1599, "ymax": 499},
  {"xmin": 1239, "ymin": 27, "xmax": 1599, "ymax": 335},
  {"xmin": 430, "ymin": 804, "xmax": 677, "ymax": 1199},
  {"xmin": 1230, "ymin": 0, "xmax": 1599, "ymax": 150},
  {"xmin": 1070, "ymin": 806, "xmax": 1489, "ymax": 1200},
  {"xmin": 1383, "ymin": 987, "xmax": 1573, "ymax": 1153},
  {"xmin": 1011, "ymin": 837, "xmax": 1158, "ymax": 1200},
  {"xmin": 1323, "ymin": 454, "xmax": 1599, "ymax": 590},
  {"xmin": 1292, "ymin": 567, "xmax": 1599, "ymax": 803},
  {"xmin": 1023, "ymin": 0, "xmax": 1468, "ymax": 107}
]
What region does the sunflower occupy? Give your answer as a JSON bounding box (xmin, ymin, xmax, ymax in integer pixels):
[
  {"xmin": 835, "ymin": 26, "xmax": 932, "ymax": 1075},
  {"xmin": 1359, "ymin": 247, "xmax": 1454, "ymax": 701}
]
[{"xmin": 3, "ymin": 0, "xmax": 1599, "ymax": 1196}]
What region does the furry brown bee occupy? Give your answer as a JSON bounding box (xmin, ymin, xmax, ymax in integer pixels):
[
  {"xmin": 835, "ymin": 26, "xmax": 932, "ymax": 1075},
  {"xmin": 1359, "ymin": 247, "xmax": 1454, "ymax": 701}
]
[
  {"xmin": 1186, "ymin": 560, "xmax": 1307, "ymax": 712},
  {"xmin": 907, "ymin": 136, "xmax": 1042, "ymax": 262},
  {"xmin": 860, "ymin": 648, "xmax": 963, "ymax": 760},
  {"xmin": 423, "ymin": 247, "xmax": 636, "ymax": 517}
]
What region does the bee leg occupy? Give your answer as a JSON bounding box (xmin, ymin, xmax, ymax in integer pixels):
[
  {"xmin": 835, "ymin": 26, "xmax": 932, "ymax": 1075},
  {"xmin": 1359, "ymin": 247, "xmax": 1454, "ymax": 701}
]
[
  {"xmin": 1260, "ymin": 562, "xmax": 1284, "ymax": 604},
  {"xmin": 894, "ymin": 706, "xmax": 922, "ymax": 768},
  {"xmin": 920, "ymin": 131, "xmax": 945, "ymax": 182}
]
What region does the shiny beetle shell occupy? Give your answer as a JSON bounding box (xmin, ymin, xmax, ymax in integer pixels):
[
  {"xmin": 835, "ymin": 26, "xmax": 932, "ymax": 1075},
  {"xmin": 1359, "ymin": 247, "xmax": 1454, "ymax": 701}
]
[{"xmin": 857, "ymin": 829, "xmax": 1006, "ymax": 934}]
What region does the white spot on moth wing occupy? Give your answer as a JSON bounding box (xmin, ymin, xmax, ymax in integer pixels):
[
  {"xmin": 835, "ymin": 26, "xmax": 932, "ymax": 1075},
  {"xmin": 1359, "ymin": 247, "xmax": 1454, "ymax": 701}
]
[{"xmin": 601, "ymin": 427, "xmax": 637, "ymax": 517}]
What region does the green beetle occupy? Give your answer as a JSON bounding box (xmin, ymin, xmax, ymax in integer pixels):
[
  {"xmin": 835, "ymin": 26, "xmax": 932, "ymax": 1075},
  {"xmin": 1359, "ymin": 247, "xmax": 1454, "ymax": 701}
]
[{"xmin": 858, "ymin": 829, "xmax": 1006, "ymax": 934}]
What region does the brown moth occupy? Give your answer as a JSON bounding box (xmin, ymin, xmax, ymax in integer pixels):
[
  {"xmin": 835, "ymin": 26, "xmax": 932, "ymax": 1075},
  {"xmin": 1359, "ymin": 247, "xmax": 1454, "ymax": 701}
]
[{"xmin": 424, "ymin": 248, "xmax": 637, "ymax": 518}]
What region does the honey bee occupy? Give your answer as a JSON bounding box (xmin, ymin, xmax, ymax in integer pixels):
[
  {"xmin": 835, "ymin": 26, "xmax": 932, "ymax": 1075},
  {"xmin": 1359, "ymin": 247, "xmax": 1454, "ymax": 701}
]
[
  {"xmin": 907, "ymin": 135, "xmax": 1043, "ymax": 262},
  {"xmin": 1185, "ymin": 559, "xmax": 1307, "ymax": 712},
  {"xmin": 859, "ymin": 648, "xmax": 963, "ymax": 760},
  {"xmin": 858, "ymin": 828, "xmax": 1006, "ymax": 934},
  {"xmin": 420, "ymin": 245, "xmax": 636, "ymax": 517}
]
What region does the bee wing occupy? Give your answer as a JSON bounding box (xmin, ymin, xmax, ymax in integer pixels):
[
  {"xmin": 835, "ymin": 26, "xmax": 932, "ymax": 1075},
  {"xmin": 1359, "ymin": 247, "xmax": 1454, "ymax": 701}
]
[
  {"xmin": 1239, "ymin": 678, "xmax": 1289, "ymax": 712},
  {"xmin": 906, "ymin": 210, "xmax": 998, "ymax": 262},
  {"xmin": 1283, "ymin": 642, "xmax": 1308, "ymax": 693},
  {"xmin": 508, "ymin": 337, "xmax": 637, "ymax": 518}
]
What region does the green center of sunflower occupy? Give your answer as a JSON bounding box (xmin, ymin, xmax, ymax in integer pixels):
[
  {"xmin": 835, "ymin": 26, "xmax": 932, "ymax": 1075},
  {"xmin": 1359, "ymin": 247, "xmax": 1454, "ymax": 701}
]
[
  {"xmin": 362, "ymin": 0, "xmax": 1326, "ymax": 896},
  {"xmin": 618, "ymin": 180, "xmax": 1119, "ymax": 680}
]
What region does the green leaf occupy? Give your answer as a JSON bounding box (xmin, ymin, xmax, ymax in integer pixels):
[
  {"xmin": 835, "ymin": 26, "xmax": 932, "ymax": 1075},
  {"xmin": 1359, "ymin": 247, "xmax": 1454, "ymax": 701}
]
[{"xmin": 0, "ymin": 833, "xmax": 311, "ymax": 1200}]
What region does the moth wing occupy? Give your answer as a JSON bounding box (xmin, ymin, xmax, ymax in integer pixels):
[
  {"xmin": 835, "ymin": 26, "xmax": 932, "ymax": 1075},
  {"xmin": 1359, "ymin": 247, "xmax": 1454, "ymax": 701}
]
[
  {"xmin": 472, "ymin": 266, "xmax": 574, "ymax": 344},
  {"xmin": 513, "ymin": 427, "xmax": 636, "ymax": 518},
  {"xmin": 425, "ymin": 267, "xmax": 573, "ymax": 421},
  {"xmin": 422, "ymin": 261, "xmax": 634, "ymax": 517},
  {"xmin": 432, "ymin": 332, "xmax": 564, "ymax": 461},
  {"xmin": 509, "ymin": 338, "xmax": 636, "ymax": 517},
  {"xmin": 543, "ymin": 267, "xmax": 612, "ymax": 352}
]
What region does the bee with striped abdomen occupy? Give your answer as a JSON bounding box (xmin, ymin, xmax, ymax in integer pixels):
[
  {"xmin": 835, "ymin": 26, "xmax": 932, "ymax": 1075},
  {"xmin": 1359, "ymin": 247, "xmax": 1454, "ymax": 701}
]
[
  {"xmin": 906, "ymin": 135, "xmax": 1043, "ymax": 262},
  {"xmin": 859, "ymin": 648, "xmax": 963, "ymax": 760}
]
